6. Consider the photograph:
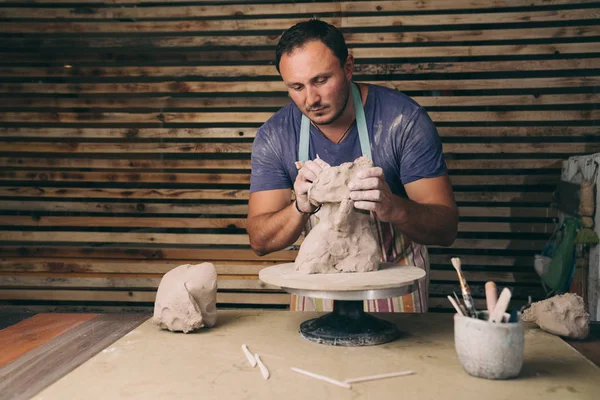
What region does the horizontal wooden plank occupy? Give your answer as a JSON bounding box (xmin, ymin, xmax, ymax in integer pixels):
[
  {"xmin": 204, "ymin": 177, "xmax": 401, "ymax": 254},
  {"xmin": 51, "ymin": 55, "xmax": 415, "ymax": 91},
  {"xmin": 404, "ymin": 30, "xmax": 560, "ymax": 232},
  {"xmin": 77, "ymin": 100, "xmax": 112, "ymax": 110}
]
[
  {"xmin": 0, "ymin": 126, "xmax": 595, "ymax": 139},
  {"xmin": 0, "ymin": 194, "xmax": 554, "ymax": 217},
  {"xmin": 0, "ymin": 231, "xmax": 256, "ymax": 245},
  {"xmin": 0, "ymin": 111, "xmax": 273, "ymax": 124},
  {"xmin": 0, "ymin": 187, "xmax": 250, "ymax": 200},
  {"xmin": 0, "ymin": 247, "xmax": 294, "ymax": 262},
  {"xmin": 0, "ymin": 231, "xmax": 549, "ymax": 250},
  {"xmin": 1, "ymin": 94, "xmax": 598, "ymax": 111},
  {"xmin": 0, "ymin": 252, "xmax": 542, "ymax": 273},
  {"xmin": 1, "ymin": 10, "xmax": 597, "ymax": 33},
  {"xmin": 0, "ymin": 260, "xmax": 285, "ymax": 275},
  {"xmin": 4, "ymin": 42, "xmax": 596, "ymax": 64},
  {"xmin": 0, "ymin": 275, "xmax": 543, "ymax": 298},
  {"xmin": 0, "ymin": 216, "xmax": 555, "ymax": 234},
  {"xmin": 0, "ymin": 142, "xmax": 596, "ymax": 154},
  {"xmin": 0, "ymin": 202, "xmax": 556, "ymax": 220},
  {"xmin": 0, "ymin": 127, "xmax": 260, "ymax": 139},
  {"xmin": 0, "ymin": 267, "xmax": 541, "ymax": 285},
  {"xmin": 0, "ymin": 0, "xmax": 588, "ymax": 6},
  {"xmin": 0, "ymin": 216, "xmax": 249, "ymax": 229},
  {"xmin": 0, "ymin": 171, "xmax": 561, "ymax": 185},
  {"xmin": 0, "ymin": 200, "xmax": 251, "ymax": 215},
  {"xmin": 0, "ymin": 289, "xmax": 291, "ymax": 305},
  {"xmin": 2, "ymin": 26, "xmax": 599, "ymax": 49},
  {"xmin": 0, "ymin": 261, "xmax": 288, "ymax": 275},
  {"xmin": 0, "ymin": 171, "xmax": 251, "ymax": 184},
  {"xmin": 0, "ymin": 142, "xmax": 254, "ymax": 153},
  {"xmin": 2, "ymin": 110, "xmax": 598, "ymax": 124},
  {"xmin": 2, "ymin": 59, "xmax": 598, "ymax": 78},
  {"xmin": 459, "ymin": 207, "xmax": 555, "ymax": 218},
  {"xmin": 0, "ymin": 157, "xmax": 564, "ymax": 171},
  {"xmin": 0, "ymin": 0, "xmax": 593, "ymax": 19},
  {"xmin": 0, "ymin": 247, "xmax": 540, "ymax": 264},
  {"xmin": 0, "ymin": 273, "xmax": 279, "ymax": 290},
  {"xmin": 3, "ymin": 76, "xmax": 599, "ymax": 94}
]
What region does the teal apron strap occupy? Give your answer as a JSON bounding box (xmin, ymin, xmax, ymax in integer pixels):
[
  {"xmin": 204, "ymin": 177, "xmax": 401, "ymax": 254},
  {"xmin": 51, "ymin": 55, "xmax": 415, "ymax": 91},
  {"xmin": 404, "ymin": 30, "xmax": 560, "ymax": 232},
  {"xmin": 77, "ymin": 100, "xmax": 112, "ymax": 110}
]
[
  {"xmin": 299, "ymin": 112, "xmax": 311, "ymax": 163},
  {"xmin": 299, "ymin": 82, "xmax": 370, "ymax": 162},
  {"xmin": 351, "ymin": 83, "xmax": 372, "ymax": 160}
]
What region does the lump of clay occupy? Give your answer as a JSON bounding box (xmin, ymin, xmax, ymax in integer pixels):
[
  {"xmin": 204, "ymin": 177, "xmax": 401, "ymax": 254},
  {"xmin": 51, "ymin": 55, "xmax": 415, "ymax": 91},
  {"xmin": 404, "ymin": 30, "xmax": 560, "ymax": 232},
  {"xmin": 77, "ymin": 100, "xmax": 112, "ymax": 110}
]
[
  {"xmin": 153, "ymin": 263, "xmax": 217, "ymax": 333},
  {"xmin": 521, "ymin": 293, "xmax": 589, "ymax": 339},
  {"xmin": 295, "ymin": 156, "xmax": 381, "ymax": 274}
]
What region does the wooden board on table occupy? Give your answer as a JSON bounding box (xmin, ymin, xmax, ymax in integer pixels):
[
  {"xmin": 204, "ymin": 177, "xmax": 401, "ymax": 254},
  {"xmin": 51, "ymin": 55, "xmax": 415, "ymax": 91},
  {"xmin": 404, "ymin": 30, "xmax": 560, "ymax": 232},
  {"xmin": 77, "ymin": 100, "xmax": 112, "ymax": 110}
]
[{"xmin": 0, "ymin": 314, "xmax": 148, "ymax": 400}]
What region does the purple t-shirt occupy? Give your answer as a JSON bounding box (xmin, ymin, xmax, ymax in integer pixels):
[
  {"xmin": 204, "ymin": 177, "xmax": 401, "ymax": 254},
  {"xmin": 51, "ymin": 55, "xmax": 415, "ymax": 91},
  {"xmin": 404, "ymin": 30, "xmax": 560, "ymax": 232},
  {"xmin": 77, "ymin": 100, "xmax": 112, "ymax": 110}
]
[{"xmin": 250, "ymin": 84, "xmax": 446, "ymax": 197}]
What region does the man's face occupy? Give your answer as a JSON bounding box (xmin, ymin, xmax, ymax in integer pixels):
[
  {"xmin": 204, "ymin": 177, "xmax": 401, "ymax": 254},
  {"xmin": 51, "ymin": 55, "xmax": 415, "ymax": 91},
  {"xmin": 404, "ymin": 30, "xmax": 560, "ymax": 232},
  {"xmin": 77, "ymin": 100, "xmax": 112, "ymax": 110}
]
[{"xmin": 279, "ymin": 40, "xmax": 353, "ymax": 125}]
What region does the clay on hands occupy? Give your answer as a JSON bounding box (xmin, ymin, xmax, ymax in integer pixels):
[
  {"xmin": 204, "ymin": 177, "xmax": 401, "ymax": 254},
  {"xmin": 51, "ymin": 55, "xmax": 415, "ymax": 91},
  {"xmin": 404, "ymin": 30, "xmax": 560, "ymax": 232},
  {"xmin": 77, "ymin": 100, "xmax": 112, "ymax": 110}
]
[
  {"xmin": 521, "ymin": 293, "xmax": 589, "ymax": 339},
  {"xmin": 294, "ymin": 156, "xmax": 381, "ymax": 274},
  {"xmin": 153, "ymin": 263, "xmax": 217, "ymax": 333}
]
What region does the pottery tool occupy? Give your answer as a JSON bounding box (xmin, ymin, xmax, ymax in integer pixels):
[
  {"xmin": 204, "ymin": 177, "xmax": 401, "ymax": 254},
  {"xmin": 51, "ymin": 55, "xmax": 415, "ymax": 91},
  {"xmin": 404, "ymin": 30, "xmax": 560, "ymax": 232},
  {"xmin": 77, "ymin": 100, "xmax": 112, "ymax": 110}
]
[
  {"xmin": 485, "ymin": 281, "xmax": 498, "ymax": 313},
  {"xmin": 447, "ymin": 295, "xmax": 465, "ymax": 316},
  {"xmin": 453, "ymin": 291, "xmax": 468, "ymax": 316},
  {"xmin": 255, "ymin": 353, "xmax": 270, "ymax": 380},
  {"xmin": 291, "ymin": 367, "xmax": 351, "ymax": 389},
  {"xmin": 451, "ymin": 257, "xmax": 477, "ymax": 317},
  {"xmin": 344, "ymin": 370, "xmax": 414, "ymax": 384},
  {"xmin": 241, "ymin": 344, "xmax": 257, "ymax": 367},
  {"xmin": 489, "ymin": 287, "xmax": 512, "ymax": 323}
]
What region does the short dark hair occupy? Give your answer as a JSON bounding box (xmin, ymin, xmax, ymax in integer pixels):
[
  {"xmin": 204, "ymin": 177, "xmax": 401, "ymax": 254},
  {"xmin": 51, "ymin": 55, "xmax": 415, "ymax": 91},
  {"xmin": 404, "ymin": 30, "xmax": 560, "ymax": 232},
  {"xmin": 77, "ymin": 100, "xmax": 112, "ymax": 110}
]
[{"xmin": 275, "ymin": 19, "xmax": 348, "ymax": 73}]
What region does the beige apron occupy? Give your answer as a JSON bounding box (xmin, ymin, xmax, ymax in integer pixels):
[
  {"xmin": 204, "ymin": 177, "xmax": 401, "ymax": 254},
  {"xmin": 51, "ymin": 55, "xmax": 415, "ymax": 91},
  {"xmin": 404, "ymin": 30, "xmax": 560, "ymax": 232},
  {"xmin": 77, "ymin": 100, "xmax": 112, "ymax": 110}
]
[{"xmin": 291, "ymin": 83, "xmax": 430, "ymax": 312}]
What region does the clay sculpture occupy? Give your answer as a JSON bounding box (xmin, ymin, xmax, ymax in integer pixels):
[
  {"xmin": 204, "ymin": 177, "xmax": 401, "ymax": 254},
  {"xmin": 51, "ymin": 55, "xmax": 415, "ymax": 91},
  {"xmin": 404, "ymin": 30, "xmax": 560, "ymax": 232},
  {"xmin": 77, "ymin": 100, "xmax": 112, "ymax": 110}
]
[
  {"xmin": 294, "ymin": 156, "xmax": 382, "ymax": 274},
  {"xmin": 521, "ymin": 293, "xmax": 590, "ymax": 339},
  {"xmin": 153, "ymin": 262, "xmax": 217, "ymax": 333}
]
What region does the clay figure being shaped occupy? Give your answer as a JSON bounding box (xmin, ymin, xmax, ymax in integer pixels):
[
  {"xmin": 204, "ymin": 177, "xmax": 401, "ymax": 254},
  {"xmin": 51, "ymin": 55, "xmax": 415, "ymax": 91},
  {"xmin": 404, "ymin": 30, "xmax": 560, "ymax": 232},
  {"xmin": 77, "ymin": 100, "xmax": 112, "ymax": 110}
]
[
  {"xmin": 153, "ymin": 262, "xmax": 217, "ymax": 333},
  {"xmin": 295, "ymin": 156, "xmax": 382, "ymax": 274}
]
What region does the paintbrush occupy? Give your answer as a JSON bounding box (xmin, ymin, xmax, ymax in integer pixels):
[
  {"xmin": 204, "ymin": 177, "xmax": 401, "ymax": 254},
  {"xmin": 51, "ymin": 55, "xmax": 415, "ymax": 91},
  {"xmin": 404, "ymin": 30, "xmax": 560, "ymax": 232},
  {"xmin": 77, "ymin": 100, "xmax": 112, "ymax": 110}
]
[{"xmin": 451, "ymin": 257, "xmax": 477, "ymax": 318}]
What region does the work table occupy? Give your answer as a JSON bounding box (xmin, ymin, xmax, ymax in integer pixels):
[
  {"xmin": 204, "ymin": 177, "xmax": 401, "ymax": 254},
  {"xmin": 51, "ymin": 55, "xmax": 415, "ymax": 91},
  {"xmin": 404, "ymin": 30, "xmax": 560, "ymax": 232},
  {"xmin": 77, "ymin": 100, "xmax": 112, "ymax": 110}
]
[{"xmin": 1, "ymin": 311, "xmax": 598, "ymax": 399}]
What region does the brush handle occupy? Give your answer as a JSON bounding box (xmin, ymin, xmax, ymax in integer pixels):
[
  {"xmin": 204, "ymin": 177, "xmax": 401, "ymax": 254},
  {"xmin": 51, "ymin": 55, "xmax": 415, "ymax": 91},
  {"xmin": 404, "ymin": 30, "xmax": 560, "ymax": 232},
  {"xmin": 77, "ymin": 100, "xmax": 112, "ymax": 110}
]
[
  {"xmin": 460, "ymin": 289, "xmax": 477, "ymax": 318},
  {"xmin": 456, "ymin": 273, "xmax": 477, "ymax": 317},
  {"xmin": 489, "ymin": 288, "xmax": 512, "ymax": 323},
  {"xmin": 485, "ymin": 281, "xmax": 498, "ymax": 313},
  {"xmin": 451, "ymin": 258, "xmax": 477, "ymax": 317}
]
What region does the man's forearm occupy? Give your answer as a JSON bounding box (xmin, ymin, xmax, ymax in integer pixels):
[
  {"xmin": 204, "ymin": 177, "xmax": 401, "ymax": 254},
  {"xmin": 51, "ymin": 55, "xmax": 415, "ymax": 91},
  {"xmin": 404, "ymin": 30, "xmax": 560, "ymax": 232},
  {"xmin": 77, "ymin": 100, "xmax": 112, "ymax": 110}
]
[
  {"xmin": 388, "ymin": 196, "xmax": 458, "ymax": 246},
  {"xmin": 248, "ymin": 202, "xmax": 309, "ymax": 256}
]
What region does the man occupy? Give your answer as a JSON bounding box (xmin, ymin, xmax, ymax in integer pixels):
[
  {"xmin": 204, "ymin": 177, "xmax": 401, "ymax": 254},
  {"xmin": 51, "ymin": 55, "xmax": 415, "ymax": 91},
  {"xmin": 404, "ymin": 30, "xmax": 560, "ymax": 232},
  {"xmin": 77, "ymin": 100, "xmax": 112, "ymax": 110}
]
[{"xmin": 247, "ymin": 19, "xmax": 458, "ymax": 312}]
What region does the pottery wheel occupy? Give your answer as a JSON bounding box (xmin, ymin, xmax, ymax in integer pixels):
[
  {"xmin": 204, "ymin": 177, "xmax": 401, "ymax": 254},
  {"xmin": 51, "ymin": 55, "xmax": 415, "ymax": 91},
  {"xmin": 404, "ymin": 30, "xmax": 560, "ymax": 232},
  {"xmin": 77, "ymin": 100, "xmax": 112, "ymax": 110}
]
[{"xmin": 259, "ymin": 263, "xmax": 425, "ymax": 347}]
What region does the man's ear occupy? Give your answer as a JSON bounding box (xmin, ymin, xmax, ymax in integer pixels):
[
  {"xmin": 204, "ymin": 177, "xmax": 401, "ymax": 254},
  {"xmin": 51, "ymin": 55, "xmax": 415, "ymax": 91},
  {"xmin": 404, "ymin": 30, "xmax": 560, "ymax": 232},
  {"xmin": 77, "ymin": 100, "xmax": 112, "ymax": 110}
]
[{"xmin": 344, "ymin": 54, "xmax": 355, "ymax": 79}]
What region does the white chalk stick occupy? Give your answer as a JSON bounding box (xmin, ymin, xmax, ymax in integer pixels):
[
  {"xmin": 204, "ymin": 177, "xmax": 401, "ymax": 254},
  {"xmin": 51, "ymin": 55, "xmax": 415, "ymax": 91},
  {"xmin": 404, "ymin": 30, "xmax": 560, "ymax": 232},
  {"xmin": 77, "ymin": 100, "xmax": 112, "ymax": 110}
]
[
  {"xmin": 290, "ymin": 367, "xmax": 351, "ymax": 390},
  {"xmin": 344, "ymin": 370, "xmax": 415, "ymax": 384},
  {"xmin": 241, "ymin": 344, "xmax": 256, "ymax": 367},
  {"xmin": 255, "ymin": 353, "xmax": 270, "ymax": 380}
]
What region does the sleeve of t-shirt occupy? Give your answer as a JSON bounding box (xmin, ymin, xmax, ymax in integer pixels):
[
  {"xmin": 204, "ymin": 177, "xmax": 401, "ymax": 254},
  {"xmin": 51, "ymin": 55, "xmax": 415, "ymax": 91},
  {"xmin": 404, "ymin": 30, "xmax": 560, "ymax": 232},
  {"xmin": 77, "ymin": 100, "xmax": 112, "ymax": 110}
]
[
  {"xmin": 399, "ymin": 107, "xmax": 447, "ymax": 185},
  {"xmin": 250, "ymin": 125, "xmax": 293, "ymax": 193}
]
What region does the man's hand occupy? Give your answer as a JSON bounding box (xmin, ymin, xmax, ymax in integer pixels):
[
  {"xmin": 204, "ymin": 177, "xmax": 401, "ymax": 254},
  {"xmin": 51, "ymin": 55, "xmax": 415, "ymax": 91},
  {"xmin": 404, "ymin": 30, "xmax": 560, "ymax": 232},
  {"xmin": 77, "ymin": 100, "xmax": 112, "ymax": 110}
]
[
  {"xmin": 349, "ymin": 168, "xmax": 458, "ymax": 246},
  {"xmin": 293, "ymin": 157, "xmax": 330, "ymax": 213},
  {"xmin": 348, "ymin": 167, "xmax": 399, "ymax": 222}
]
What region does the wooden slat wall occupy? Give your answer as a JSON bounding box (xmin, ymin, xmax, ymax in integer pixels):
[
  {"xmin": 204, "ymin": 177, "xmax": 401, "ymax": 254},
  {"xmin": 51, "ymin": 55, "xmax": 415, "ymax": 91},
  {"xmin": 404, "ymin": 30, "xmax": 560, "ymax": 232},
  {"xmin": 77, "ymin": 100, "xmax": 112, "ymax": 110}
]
[{"xmin": 1, "ymin": 0, "xmax": 598, "ymax": 312}]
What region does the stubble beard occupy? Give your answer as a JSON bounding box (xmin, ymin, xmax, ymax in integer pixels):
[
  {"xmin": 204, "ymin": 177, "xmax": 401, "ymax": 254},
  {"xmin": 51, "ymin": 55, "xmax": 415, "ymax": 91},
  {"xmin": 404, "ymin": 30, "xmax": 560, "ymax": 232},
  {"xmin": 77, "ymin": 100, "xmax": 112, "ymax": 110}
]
[{"xmin": 306, "ymin": 79, "xmax": 351, "ymax": 126}]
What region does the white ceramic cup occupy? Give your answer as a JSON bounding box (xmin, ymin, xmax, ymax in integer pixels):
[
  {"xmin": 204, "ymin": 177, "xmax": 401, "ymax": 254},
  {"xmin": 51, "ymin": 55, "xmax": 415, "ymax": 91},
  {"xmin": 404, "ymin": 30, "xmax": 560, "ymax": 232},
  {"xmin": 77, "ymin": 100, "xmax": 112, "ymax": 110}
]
[{"xmin": 454, "ymin": 310, "xmax": 524, "ymax": 380}]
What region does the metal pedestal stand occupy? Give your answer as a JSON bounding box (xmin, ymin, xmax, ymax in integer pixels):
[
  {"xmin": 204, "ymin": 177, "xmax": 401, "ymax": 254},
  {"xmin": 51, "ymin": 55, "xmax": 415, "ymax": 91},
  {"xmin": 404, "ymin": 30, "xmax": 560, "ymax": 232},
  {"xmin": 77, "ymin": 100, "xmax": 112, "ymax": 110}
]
[{"xmin": 259, "ymin": 263, "xmax": 423, "ymax": 347}]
